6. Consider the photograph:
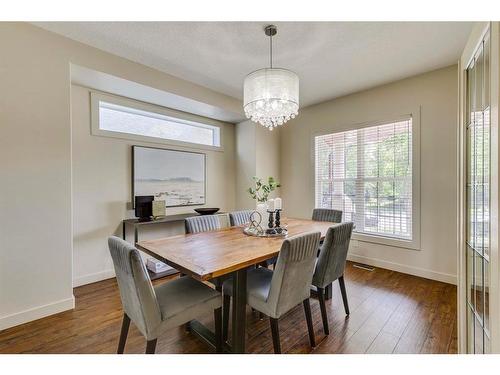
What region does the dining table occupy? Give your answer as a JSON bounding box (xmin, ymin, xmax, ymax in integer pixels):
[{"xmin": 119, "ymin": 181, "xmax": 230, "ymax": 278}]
[{"xmin": 136, "ymin": 217, "xmax": 334, "ymax": 354}]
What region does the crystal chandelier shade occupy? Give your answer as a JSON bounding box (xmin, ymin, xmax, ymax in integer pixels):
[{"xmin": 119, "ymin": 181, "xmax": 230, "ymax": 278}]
[
  {"xmin": 243, "ymin": 25, "xmax": 299, "ymax": 130},
  {"xmin": 244, "ymin": 68, "xmax": 299, "ymax": 129}
]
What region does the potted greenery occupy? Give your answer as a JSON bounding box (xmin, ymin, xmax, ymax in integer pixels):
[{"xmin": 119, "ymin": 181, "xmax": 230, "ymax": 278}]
[
  {"xmin": 247, "ymin": 176, "xmax": 280, "ymax": 203},
  {"xmin": 246, "ymin": 176, "xmax": 281, "ymax": 233}
]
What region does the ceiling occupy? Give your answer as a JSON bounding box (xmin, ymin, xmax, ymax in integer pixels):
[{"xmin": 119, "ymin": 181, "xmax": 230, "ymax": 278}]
[{"xmin": 35, "ymin": 22, "xmax": 474, "ymax": 108}]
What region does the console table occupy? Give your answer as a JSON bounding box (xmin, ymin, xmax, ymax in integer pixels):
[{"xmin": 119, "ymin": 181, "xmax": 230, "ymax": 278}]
[
  {"xmin": 122, "ymin": 213, "xmax": 197, "ymax": 244},
  {"xmin": 122, "ymin": 213, "xmax": 197, "ymax": 280}
]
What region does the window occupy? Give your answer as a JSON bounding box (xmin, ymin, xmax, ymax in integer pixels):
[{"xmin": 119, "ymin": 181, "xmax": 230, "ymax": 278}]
[
  {"xmin": 91, "ymin": 92, "xmax": 221, "ymax": 148},
  {"xmin": 315, "ymin": 118, "xmax": 416, "ymax": 245}
]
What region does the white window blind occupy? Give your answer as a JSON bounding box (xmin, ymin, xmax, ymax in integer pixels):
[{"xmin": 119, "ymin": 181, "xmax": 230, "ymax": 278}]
[{"xmin": 315, "ymin": 118, "xmax": 413, "ymax": 241}]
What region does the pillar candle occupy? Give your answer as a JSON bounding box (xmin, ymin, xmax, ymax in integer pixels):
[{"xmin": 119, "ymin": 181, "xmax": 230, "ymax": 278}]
[
  {"xmin": 267, "ymin": 199, "xmax": 275, "ymax": 211},
  {"xmin": 274, "ymin": 197, "xmax": 282, "ymax": 210}
]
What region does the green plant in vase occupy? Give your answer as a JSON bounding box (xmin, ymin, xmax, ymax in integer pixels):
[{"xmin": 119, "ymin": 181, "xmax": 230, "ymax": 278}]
[{"xmin": 247, "ymin": 176, "xmax": 280, "ymax": 203}]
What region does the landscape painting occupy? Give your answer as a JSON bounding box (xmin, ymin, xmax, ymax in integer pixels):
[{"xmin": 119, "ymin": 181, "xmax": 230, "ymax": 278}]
[{"xmin": 133, "ymin": 146, "xmax": 206, "ymax": 207}]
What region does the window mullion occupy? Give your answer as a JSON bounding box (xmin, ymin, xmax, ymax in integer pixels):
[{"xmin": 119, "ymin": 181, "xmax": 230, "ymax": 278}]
[{"xmin": 356, "ymin": 129, "xmax": 365, "ymax": 232}]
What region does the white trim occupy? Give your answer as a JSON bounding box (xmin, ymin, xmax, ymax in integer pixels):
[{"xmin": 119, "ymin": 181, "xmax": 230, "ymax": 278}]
[
  {"xmin": 352, "ymin": 232, "xmax": 419, "ymax": 251},
  {"xmin": 73, "ymin": 269, "xmax": 116, "ymax": 288},
  {"xmin": 311, "ymin": 108, "xmax": 421, "ymax": 251},
  {"xmin": 488, "ymin": 22, "xmax": 500, "ymax": 354},
  {"xmin": 347, "ymin": 253, "xmax": 457, "ymax": 285},
  {"xmin": 0, "ymin": 297, "xmax": 75, "ymax": 331},
  {"xmin": 458, "ymin": 56, "xmax": 468, "ymax": 354},
  {"xmin": 90, "ymin": 90, "xmax": 225, "ymax": 152}
]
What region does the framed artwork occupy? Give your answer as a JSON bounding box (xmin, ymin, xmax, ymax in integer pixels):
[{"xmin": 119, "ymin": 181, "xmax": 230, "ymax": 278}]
[{"xmin": 132, "ymin": 145, "xmax": 206, "ymax": 207}]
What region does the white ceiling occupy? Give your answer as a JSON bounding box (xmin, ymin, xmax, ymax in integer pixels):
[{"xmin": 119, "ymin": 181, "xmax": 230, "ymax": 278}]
[{"xmin": 35, "ymin": 22, "xmax": 474, "ymax": 107}]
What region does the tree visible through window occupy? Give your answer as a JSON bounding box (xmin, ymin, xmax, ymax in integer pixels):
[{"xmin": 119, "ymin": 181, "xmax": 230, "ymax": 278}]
[{"xmin": 315, "ymin": 119, "xmax": 413, "ymax": 240}]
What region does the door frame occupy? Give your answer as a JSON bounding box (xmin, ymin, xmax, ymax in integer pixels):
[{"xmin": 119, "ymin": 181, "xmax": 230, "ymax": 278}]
[{"xmin": 458, "ymin": 22, "xmax": 499, "ymax": 353}]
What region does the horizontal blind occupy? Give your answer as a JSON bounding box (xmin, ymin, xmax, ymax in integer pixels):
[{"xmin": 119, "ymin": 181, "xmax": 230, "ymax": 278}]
[{"xmin": 315, "ymin": 118, "xmax": 413, "ymax": 240}]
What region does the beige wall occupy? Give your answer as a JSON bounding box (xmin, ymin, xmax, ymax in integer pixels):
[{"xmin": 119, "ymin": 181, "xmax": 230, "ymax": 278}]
[
  {"xmin": 235, "ymin": 121, "xmax": 256, "ymax": 209},
  {"xmin": 280, "ymin": 65, "xmax": 459, "ymax": 284},
  {"xmin": 235, "ymin": 120, "xmax": 281, "ymax": 209},
  {"xmin": 0, "ymin": 22, "xmax": 241, "ymax": 329},
  {"xmin": 71, "ymin": 85, "xmax": 236, "ymax": 286},
  {"xmin": 0, "ymin": 21, "xmax": 463, "ymax": 331}
]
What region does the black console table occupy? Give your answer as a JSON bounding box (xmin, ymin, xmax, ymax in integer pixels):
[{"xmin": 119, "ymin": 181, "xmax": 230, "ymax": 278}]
[
  {"xmin": 122, "ymin": 213, "xmax": 196, "ymax": 280},
  {"xmin": 122, "ymin": 213, "xmax": 197, "ymax": 244}
]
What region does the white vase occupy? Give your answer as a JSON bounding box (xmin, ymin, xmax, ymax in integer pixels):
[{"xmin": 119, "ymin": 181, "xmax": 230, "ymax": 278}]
[{"xmin": 255, "ymin": 202, "xmax": 268, "ymax": 225}]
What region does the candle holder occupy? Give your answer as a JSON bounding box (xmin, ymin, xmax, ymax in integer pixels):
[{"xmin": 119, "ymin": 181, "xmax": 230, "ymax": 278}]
[
  {"xmin": 266, "ymin": 210, "xmax": 277, "ymax": 235},
  {"xmin": 275, "ymin": 209, "xmax": 282, "ymax": 233}
]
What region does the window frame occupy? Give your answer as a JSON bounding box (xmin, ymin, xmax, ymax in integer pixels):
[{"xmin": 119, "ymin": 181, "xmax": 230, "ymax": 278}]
[
  {"xmin": 312, "ymin": 110, "xmax": 421, "ymax": 250},
  {"xmin": 90, "ymin": 91, "xmax": 224, "ymax": 151}
]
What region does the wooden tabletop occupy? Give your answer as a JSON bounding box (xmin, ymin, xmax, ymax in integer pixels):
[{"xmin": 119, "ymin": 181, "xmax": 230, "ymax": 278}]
[{"xmin": 136, "ymin": 218, "xmax": 336, "ymax": 281}]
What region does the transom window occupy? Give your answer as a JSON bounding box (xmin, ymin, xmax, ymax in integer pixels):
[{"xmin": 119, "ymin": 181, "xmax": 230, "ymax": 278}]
[
  {"xmin": 314, "ymin": 118, "xmax": 413, "ymax": 242},
  {"xmin": 91, "ymin": 93, "xmax": 221, "ymax": 148}
]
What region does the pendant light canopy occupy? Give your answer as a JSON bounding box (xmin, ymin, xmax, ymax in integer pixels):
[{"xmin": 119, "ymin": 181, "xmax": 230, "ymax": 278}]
[{"xmin": 243, "ymin": 25, "xmax": 299, "ymax": 130}]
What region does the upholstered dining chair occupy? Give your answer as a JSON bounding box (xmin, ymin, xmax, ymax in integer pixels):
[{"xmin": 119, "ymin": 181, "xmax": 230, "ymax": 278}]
[
  {"xmin": 184, "ymin": 213, "xmax": 232, "ymax": 290},
  {"xmin": 185, "ymin": 213, "xmax": 231, "ymax": 234},
  {"xmin": 229, "ymin": 210, "xmax": 253, "ymax": 226},
  {"xmin": 312, "ymin": 208, "xmax": 343, "ymax": 223},
  {"xmin": 312, "ymin": 222, "xmax": 354, "ymax": 335},
  {"xmin": 222, "ymin": 231, "xmax": 321, "ymax": 354},
  {"xmin": 311, "ymin": 208, "xmax": 343, "ymax": 298},
  {"xmin": 108, "ymin": 236, "xmax": 223, "ymax": 354}
]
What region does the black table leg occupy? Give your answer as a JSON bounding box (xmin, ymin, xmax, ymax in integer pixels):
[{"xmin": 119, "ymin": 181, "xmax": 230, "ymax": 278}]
[{"xmin": 231, "ymin": 268, "xmax": 247, "ymax": 353}]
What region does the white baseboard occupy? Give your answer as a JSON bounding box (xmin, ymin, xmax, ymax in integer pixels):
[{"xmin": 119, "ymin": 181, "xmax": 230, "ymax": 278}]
[
  {"xmin": 0, "ymin": 297, "xmax": 75, "ymax": 330},
  {"xmin": 73, "ymin": 269, "xmax": 115, "ymax": 288},
  {"xmin": 347, "ymin": 253, "xmax": 457, "ymax": 285}
]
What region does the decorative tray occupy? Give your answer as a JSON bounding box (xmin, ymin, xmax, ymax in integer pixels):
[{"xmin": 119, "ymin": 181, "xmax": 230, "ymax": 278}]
[{"xmin": 243, "ymin": 226, "xmax": 288, "ymax": 238}]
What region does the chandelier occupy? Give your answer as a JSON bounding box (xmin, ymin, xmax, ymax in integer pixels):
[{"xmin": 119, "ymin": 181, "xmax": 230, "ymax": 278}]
[{"xmin": 243, "ymin": 25, "xmax": 299, "ymax": 130}]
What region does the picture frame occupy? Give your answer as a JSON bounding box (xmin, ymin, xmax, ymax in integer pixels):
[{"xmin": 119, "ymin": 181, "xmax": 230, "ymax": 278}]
[{"xmin": 132, "ymin": 145, "xmax": 206, "ymax": 208}]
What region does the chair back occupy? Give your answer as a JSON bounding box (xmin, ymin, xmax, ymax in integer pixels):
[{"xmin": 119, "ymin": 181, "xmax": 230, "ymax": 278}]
[
  {"xmin": 267, "ymin": 232, "xmax": 321, "ymax": 318},
  {"xmin": 185, "ymin": 213, "xmax": 231, "ymax": 234},
  {"xmin": 108, "ymin": 236, "xmax": 161, "ymax": 338},
  {"xmin": 312, "ymin": 208, "xmax": 342, "ymax": 223},
  {"xmin": 229, "ymin": 210, "xmax": 253, "ymax": 226},
  {"xmin": 312, "ymin": 222, "xmax": 354, "ymax": 288}
]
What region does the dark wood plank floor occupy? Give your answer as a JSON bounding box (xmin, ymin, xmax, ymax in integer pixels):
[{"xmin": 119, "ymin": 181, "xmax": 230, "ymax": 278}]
[{"xmin": 0, "ymin": 262, "xmax": 457, "ymax": 354}]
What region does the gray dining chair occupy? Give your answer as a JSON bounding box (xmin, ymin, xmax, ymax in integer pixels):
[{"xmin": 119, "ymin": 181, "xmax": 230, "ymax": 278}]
[
  {"xmin": 312, "ymin": 208, "xmax": 343, "ymax": 223},
  {"xmin": 229, "ymin": 210, "xmax": 253, "ymax": 226},
  {"xmin": 184, "ymin": 213, "xmax": 232, "ymax": 290},
  {"xmin": 185, "ymin": 213, "xmax": 231, "ymax": 233},
  {"xmin": 311, "ymin": 208, "xmax": 343, "ymax": 298},
  {"xmin": 312, "ymin": 222, "xmax": 354, "ymax": 335},
  {"xmin": 222, "ymin": 231, "xmax": 321, "ymax": 354},
  {"xmin": 108, "ymin": 236, "xmax": 223, "ymax": 354}
]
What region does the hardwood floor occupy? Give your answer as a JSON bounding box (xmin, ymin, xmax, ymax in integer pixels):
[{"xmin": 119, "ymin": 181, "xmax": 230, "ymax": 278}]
[{"xmin": 0, "ymin": 262, "xmax": 457, "ymax": 354}]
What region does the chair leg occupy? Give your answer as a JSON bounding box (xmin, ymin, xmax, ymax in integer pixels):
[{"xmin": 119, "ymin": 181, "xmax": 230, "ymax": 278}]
[
  {"xmin": 269, "ymin": 317, "xmax": 281, "ymax": 354},
  {"xmin": 303, "ymin": 298, "xmax": 316, "ymax": 348},
  {"xmin": 324, "ymin": 283, "xmax": 333, "ymax": 300},
  {"xmin": 338, "ymin": 275, "xmax": 350, "ymax": 315},
  {"xmin": 222, "ymin": 294, "xmax": 231, "ymax": 341},
  {"xmin": 145, "ymin": 339, "xmax": 157, "ymax": 354},
  {"xmin": 317, "ymin": 287, "xmax": 330, "ymax": 335},
  {"xmin": 117, "ymin": 313, "xmax": 130, "ymax": 354},
  {"xmin": 214, "ymin": 307, "xmax": 223, "ymax": 353}
]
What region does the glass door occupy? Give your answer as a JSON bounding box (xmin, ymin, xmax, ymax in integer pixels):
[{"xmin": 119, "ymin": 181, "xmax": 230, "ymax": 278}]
[{"xmin": 466, "ymin": 30, "xmax": 490, "ymax": 354}]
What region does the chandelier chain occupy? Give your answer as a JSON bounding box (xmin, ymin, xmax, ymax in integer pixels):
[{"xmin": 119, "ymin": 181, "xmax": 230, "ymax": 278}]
[{"xmin": 269, "ymin": 32, "xmax": 273, "ymax": 68}]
